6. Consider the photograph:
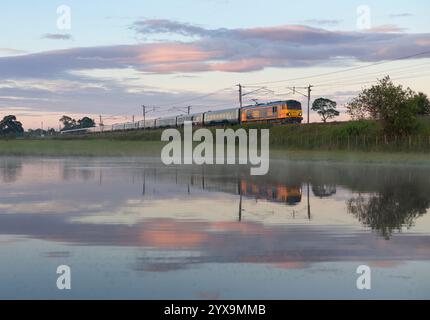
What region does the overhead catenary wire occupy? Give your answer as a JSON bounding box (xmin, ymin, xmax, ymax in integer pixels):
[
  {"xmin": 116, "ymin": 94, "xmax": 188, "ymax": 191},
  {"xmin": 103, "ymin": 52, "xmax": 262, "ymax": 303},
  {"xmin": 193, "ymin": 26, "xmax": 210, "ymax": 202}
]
[
  {"xmin": 241, "ymin": 49, "xmax": 430, "ymax": 86},
  {"xmin": 313, "ymin": 61, "xmax": 430, "ymax": 88}
]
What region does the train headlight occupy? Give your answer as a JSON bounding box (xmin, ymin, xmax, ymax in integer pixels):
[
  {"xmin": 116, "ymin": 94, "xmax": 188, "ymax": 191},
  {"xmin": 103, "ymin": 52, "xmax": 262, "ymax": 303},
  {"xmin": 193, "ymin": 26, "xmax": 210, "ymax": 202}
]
[
  {"xmin": 287, "ymin": 112, "xmax": 291, "ymax": 116},
  {"xmin": 299, "ymin": 112, "xmax": 302, "ymax": 116}
]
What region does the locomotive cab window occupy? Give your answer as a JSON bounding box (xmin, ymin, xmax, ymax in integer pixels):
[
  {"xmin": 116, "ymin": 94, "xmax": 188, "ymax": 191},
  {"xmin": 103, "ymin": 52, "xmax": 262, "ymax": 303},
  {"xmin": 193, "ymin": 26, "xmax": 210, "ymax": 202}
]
[{"xmin": 272, "ymin": 106, "xmax": 278, "ymax": 113}]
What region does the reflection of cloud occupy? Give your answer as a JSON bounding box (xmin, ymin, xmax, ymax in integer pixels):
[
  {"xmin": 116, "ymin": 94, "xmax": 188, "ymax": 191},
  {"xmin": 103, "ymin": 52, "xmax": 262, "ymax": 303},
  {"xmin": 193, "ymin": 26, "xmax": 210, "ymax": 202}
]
[
  {"xmin": 140, "ymin": 230, "xmax": 209, "ymax": 248},
  {"xmin": 43, "ymin": 251, "xmax": 71, "ymax": 258},
  {"xmin": 272, "ymin": 262, "xmax": 311, "ymax": 270},
  {"xmin": 1, "ymin": 214, "xmax": 429, "ymax": 273},
  {"xmin": 368, "ymin": 260, "xmax": 403, "ymax": 268},
  {"xmin": 197, "ymin": 291, "xmax": 220, "ymax": 300}
]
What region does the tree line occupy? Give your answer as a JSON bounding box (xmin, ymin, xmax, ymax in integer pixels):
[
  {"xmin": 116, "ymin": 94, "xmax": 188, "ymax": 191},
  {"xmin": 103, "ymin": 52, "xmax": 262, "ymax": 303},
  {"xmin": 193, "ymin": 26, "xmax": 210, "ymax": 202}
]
[
  {"xmin": 311, "ymin": 76, "xmax": 430, "ymax": 136},
  {"xmin": 0, "ymin": 115, "xmax": 96, "ymax": 136}
]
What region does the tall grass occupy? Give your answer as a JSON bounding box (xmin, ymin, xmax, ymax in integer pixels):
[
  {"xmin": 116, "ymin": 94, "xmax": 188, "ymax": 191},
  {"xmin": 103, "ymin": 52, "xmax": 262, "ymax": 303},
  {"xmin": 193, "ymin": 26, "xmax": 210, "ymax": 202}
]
[{"xmin": 264, "ymin": 118, "xmax": 430, "ymax": 152}]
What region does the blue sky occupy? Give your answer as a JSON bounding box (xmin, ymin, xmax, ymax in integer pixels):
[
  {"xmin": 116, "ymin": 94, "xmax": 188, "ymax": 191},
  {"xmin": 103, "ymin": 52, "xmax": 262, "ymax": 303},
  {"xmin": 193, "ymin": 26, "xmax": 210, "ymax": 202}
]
[{"xmin": 1, "ymin": 0, "xmax": 430, "ymax": 128}]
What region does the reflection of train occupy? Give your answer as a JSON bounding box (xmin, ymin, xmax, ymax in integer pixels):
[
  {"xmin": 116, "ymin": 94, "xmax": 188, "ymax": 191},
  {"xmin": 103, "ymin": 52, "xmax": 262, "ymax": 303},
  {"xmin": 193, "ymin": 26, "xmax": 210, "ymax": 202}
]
[
  {"xmin": 174, "ymin": 171, "xmax": 303, "ymax": 206},
  {"xmin": 240, "ymin": 181, "xmax": 302, "ymax": 205},
  {"xmin": 61, "ymin": 100, "xmax": 303, "ymax": 135}
]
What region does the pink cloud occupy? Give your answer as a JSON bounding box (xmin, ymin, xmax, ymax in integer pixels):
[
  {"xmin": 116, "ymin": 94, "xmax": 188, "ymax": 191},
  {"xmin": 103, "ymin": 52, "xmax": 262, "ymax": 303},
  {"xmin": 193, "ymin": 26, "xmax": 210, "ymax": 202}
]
[{"xmin": 138, "ymin": 43, "xmax": 214, "ymax": 64}]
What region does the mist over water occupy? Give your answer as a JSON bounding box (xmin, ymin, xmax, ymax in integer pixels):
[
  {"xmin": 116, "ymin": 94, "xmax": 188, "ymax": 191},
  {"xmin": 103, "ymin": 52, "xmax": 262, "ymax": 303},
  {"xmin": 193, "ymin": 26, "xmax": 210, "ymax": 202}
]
[{"xmin": 0, "ymin": 156, "xmax": 429, "ymax": 299}]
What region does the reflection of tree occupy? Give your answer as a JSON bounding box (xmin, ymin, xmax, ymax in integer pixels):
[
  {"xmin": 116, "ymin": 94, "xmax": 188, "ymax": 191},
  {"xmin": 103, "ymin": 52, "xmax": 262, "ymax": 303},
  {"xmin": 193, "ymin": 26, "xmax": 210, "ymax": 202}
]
[
  {"xmin": 0, "ymin": 158, "xmax": 22, "ymax": 183},
  {"xmin": 312, "ymin": 184, "xmax": 336, "ymax": 198},
  {"xmin": 347, "ymin": 182, "xmax": 430, "ymax": 240}
]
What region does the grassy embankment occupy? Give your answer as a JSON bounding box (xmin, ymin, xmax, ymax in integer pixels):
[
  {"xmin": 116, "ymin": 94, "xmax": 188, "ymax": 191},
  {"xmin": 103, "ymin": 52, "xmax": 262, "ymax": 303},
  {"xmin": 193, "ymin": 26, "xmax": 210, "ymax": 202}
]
[{"xmin": 1, "ymin": 118, "xmax": 430, "ymax": 163}]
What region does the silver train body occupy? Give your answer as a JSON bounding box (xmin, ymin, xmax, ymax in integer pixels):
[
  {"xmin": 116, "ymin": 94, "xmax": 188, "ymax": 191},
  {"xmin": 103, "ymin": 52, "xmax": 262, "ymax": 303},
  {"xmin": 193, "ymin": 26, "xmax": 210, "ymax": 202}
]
[{"xmin": 60, "ymin": 107, "xmax": 240, "ymax": 135}]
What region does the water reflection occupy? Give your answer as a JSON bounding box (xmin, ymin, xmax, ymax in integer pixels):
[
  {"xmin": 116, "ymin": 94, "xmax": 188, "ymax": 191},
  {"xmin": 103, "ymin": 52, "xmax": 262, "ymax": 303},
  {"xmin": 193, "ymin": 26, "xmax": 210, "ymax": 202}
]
[
  {"xmin": 348, "ymin": 181, "xmax": 430, "ymax": 239},
  {"xmin": 0, "ymin": 157, "xmax": 22, "ymax": 183},
  {"xmin": 0, "ymin": 157, "xmax": 430, "ymax": 298}
]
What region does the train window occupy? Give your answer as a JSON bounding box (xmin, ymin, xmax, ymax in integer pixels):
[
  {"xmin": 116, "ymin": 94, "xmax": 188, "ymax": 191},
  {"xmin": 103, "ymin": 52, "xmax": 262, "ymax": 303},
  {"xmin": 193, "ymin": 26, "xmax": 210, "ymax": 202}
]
[
  {"xmin": 287, "ymin": 101, "xmax": 302, "ymax": 110},
  {"xmin": 273, "ymin": 106, "xmax": 278, "ymax": 113},
  {"xmin": 247, "ymin": 111, "xmax": 253, "ymax": 119}
]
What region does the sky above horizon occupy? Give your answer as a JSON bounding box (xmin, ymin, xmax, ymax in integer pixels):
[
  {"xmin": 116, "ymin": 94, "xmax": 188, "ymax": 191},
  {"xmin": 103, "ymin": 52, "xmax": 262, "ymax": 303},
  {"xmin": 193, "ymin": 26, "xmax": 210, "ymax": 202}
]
[{"xmin": 1, "ymin": 0, "xmax": 430, "ymax": 129}]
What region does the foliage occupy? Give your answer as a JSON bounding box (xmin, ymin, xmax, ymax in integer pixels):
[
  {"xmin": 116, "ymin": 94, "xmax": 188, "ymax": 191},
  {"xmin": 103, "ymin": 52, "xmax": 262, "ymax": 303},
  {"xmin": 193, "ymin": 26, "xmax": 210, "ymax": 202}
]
[
  {"xmin": 346, "ymin": 76, "xmax": 419, "ymax": 136},
  {"xmin": 78, "ymin": 117, "xmax": 96, "ymax": 128},
  {"xmin": 0, "ymin": 115, "xmax": 24, "ymax": 135},
  {"xmin": 333, "ymin": 120, "xmax": 380, "ymax": 137},
  {"xmin": 409, "ymin": 92, "xmax": 430, "ymax": 116},
  {"xmin": 60, "ymin": 116, "xmax": 77, "ymax": 130},
  {"xmin": 60, "ymin": 115, "xmax": 95, "ymax": 130},
  {"xmin": 27, "ymin": 128, "xmax": 56, "ymax": 136},
  {"xmin": 311, "ymin": 98, "xmax": 339, "ymax": 123}
]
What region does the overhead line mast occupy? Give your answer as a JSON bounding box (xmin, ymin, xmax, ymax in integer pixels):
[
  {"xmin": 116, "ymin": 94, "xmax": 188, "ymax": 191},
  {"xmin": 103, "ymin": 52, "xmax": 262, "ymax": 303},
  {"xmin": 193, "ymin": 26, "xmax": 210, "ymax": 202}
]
[{"xmin": 286, "ymin": 85, "xmax": 313, "ymax": 124}]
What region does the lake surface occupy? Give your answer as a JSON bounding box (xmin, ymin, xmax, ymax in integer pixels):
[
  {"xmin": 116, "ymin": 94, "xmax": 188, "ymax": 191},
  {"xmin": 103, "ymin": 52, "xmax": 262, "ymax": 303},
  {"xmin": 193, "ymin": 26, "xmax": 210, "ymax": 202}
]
[{"xmin": 0, "ymin": 156, "xmax": 429, "ymax": 299}]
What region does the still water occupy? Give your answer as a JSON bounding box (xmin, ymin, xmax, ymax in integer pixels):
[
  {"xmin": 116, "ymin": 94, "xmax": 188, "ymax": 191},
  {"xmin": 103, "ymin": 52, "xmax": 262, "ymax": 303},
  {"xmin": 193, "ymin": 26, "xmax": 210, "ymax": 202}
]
[{"xmin": 0, "ymin": 156, "xmax": 429, "ymax": 299}]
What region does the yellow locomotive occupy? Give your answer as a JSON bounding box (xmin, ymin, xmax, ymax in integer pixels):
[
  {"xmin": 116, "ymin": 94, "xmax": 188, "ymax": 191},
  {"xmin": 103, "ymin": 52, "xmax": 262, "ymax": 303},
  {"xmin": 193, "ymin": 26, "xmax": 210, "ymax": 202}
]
[{"xmin": 241, "ymin": 100, "xmax": 303, "ymax": 124}]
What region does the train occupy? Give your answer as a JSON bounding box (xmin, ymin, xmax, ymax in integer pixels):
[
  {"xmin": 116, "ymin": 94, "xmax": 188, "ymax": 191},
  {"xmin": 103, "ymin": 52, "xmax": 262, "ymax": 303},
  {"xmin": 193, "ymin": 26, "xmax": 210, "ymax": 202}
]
[{"xmin": 61, "ymin": 100, "xmax": 303, "ymax": 135}]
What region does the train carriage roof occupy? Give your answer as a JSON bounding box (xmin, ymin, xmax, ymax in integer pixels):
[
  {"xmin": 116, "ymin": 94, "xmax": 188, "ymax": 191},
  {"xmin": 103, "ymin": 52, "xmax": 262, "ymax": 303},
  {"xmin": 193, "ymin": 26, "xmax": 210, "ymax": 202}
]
[{"xmin": 205, "ymin": 107, "xmax": 239, "ymax": 114}]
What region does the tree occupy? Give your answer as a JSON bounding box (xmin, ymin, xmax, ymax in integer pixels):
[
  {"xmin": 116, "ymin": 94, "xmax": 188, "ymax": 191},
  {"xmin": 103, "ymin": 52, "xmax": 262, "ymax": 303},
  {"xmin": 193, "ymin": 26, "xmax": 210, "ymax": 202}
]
[
  {"xmin": 60, "ymin": 115, "xmax": 77, "ymax": 130},
  {"xmin": 60, "ymin": 115, "xmax": 95, "ymax": 130},
  {"xmin": 312, "ymin": 98, "xmax": 339, "ymax": 123},
  {"xmin": 346, "ymin": 76, "xmax": 417, "ymax": 136},
  {"xmin": 77, "ymin": 117, "xmax": 95, "ymax": 128},
  {"xmin": 0, "ymin": 115, "xmax": 24, "ymax": 135},
  {"xmin": 409, "ymin": 92, "xmax": 430, "ymax": 116}
]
